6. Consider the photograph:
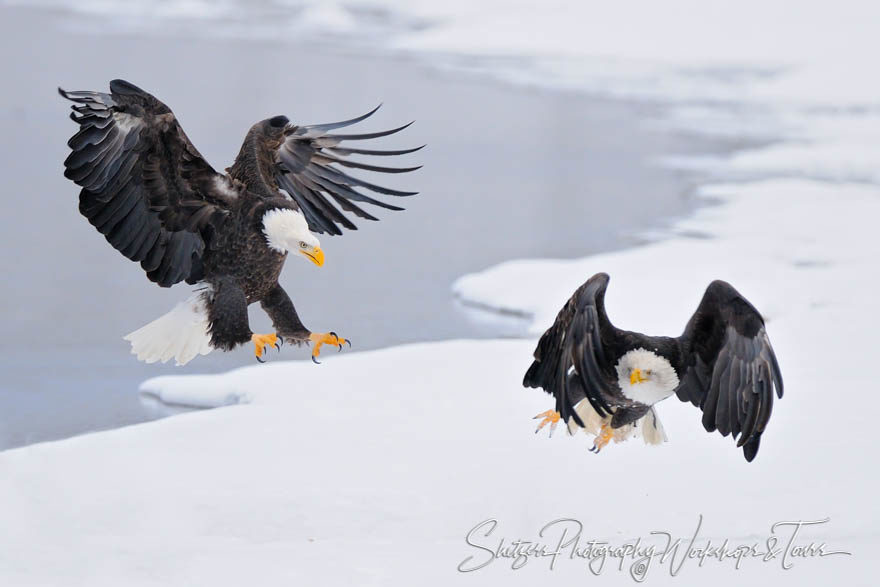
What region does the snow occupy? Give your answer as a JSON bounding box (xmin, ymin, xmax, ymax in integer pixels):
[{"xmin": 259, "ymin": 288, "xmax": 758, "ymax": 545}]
[
  {"xmin": 0, "ymin": 339, "xmax": 872, "ymax": 584},
  {"xmin": 140, "ymin": 373, "xmax": 250, "ymax": 408}
]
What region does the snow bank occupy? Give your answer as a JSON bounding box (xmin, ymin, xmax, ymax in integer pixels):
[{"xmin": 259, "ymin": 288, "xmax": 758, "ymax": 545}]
[
  {"xmin": 139, "ymin": 373, "xmax": 251, "ymax": 408},
  {"xmin": 0, "ymin": 339, "xmax": 871, "ymax": 585}
]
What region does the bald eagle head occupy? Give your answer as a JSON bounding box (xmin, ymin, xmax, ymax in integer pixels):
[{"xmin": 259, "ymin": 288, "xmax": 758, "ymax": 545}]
[
  {"xmin": 262, "ymin": 208, "xmax": 324, "ymax": 266},
  {"xmin": 615, "ymin": 348, "xmax": 680, "ymax": 405},
  {"xmin": 263, "ymin": 115, "xmax": 290, "ymax": 133}
]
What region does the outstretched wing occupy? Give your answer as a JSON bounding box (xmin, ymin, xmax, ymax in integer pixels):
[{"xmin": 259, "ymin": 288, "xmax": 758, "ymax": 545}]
[
  {"xmin": 523, "ymin": 273, "xmax": 618, "ymax": 427},
  {"xmin": 674, "ymin": 280, "xmax": 784, "ymax": 462},
  {"xmin": 272, "ymin": 106, "xmax": 422, "ymax": 235},
  {"xmin": 60, "ymin": 79, "xmax": 237, "ymax": 287}
]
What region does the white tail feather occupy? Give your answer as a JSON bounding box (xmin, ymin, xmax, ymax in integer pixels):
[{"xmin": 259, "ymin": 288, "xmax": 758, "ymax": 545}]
[
  {"xmin": 123, "ymin": 290, "xmax": 213, "ymax": 366},
  {"xmin": 641, "ymin": 407, "xmax": 668, "ymax": 445}
]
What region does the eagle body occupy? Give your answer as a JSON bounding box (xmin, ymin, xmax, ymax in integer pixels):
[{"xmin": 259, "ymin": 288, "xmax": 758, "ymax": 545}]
[
  {"xmin": 525, "ymin": 273, "xmax": 783, "ymax": 461},
  {"xmin": 195, "ymin": 196, "xmax": 301, "ymax": 352},
  {"xmin": 60, "ymin": 79, "xmax": 420, "ymax": 364}
]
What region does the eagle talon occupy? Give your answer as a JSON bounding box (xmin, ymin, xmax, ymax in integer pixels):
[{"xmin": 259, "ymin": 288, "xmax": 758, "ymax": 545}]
[
  {"xmin": 590, "ymin": 424, "xmax": 615, "ymax": 454},
  {"xmin": 251, "ymin": 333, "xmax": 279, "ymax": 363},
  {"xmin": 308, "ymin": 331, "xmax": 348, "ymax": 364},
  {"xmin": 533, "ymin": 409, "xmax": 561, "ymax": 436},
  {"xmin": 312, "ymin": 356, "xmax": 320, "ymax": 365}
]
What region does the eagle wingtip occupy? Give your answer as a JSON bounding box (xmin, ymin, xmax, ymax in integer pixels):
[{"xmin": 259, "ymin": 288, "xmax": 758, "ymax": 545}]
[{"xmin": 742, "ymin": 436, "xmax": 760, "ymax": 462}]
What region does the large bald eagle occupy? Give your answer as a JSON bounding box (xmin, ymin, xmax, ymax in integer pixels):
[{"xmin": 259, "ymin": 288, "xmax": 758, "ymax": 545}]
[
  {"xmin": 60, "ymin": 79, "xmax": 420, "ymax": 365},
  {"xmin": 526, "ymin": 273, "xmax": 783, "ymax": 461}
]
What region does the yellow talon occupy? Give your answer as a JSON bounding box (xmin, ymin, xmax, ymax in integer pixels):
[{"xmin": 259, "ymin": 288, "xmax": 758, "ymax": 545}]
[
  {"xmin": 252, "ymin": 333, "xmax": 278, "ymax": 362},
  {"xmin": 534, "ymin": 409, "xmax": 561, "ymax": 436},
  {"xmin": 308, "ymin": 331, "xmax": 349, "ymax": 364},
  {"xmin": 590, "ymin": 423, "xmax": 615, "ymax": 453}
]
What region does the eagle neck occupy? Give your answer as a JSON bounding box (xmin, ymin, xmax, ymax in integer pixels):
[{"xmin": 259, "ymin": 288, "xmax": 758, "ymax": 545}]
[{"xmin": 228, "ymin": 130, "xmax": 279, "ymax": 198}]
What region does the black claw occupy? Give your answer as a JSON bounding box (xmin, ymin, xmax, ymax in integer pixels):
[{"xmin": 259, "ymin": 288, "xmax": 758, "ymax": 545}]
[
  {"xmin": 278, "ymin": 336, "xmax": 284, "ymax": 348},
  {"xmin": 329, "ymin": 331, "xmax": 339, "ymax": 342},
  {"xmin": 275, "ymin": 343, "xmax": 281, "ymax": 352},
  {"xmin": 312, "ymin": 355, "xmax": 321, "ymax": 365},
  {"xmin": 345, "ymin": 339, "xmax": 352, "ymax": 347},
  {"xmin": 256, "ymin": 355, "xmax": 266, "ymax": 364},
  {"xmin": 337, "ymin": 344, "xmax": 343, "ymax": 352}
]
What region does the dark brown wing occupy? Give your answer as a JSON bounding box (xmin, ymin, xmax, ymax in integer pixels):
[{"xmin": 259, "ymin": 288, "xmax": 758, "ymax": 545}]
[
  {"xmin": 60, "ymin": 79, "xmax": 236, "ymax": 287},
  {"xmin": 674, "ymin": 280, "xmax": 784, "ymax": 462},
  {"xmin": 273, "ymin": 106, "xmax": 422, "ymax": 235},
  {"xmin": 523, "ymin": 273, "xmax": 619, "ymax": 427}
]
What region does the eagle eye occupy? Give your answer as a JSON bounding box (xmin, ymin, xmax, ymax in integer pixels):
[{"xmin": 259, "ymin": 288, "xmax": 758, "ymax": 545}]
[{"xmin": 299, "ymin": 241, "xmax": 307, "ymax": 249}]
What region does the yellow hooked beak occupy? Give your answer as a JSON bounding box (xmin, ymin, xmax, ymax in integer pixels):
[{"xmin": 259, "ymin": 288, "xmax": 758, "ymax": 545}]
[
  {"xmin": 630, "ymin": 368, "xmax": 647, "ymax": 385},
  {"xmin": 301, "ymin": 247, "xmax": 325, "ymax": 267}
]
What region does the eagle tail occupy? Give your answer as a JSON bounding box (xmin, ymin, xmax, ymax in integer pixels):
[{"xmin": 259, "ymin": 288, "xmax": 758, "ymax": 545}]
[
  {"xmin": 640, "ymin": 408, "xmax": 668, "ymax": 445},
  {"xmin": 123, "ymin": 290, "xmax": 213, "ymax": 366}
]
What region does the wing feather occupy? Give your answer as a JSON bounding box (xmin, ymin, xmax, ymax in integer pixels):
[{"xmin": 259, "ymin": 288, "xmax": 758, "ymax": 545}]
[
  {"xmin": 675, "ymin": 280, "xmax": 783, "ymax": 461},
  {"xmin": 524, "ymin": 273, "xmax": 619, "ymax": 428},
  {"xmin": 60, "ymin": 79, "xmax": 235, "ymax": 287},
  {"xmin": 266, "ymin": 105, "xmax": 420, "ymax": 235}
]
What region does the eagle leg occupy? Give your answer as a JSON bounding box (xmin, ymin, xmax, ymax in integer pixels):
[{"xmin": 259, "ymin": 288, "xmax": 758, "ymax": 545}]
[
  {"xmin": 252, "ymin": 333, "xmax": 279, "ymax": 363},
  {"xmin": 533, "ymin": 409, "xmax": 561, "ymax": 436},
  {"xmin": 308, "ymin": 331, "xmax": 350, "ymax": 364},
  {"xmin": 589, "ymin": 424, "xmax": 615, "ymax": 453}
]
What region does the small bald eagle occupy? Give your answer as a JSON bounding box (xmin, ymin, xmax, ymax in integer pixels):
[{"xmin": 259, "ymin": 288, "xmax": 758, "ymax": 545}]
[
  {"xmin": 60, "ymin": 79, "xmax": 420, "ymax": 365},
  {"xmin": 525, "ymin": 273, "xmax": 783, "ymax": 461}
]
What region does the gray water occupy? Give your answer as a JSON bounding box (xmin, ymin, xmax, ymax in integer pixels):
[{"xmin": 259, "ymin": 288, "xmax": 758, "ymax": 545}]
[{"xmin": 0, "ymin": 5, "xmax": 719, "ymax": 449}]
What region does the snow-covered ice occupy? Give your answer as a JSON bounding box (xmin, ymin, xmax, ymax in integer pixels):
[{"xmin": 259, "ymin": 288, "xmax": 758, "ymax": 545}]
[{"xmin": 0, "ymin": 338, "xmax": 872, "ymax": 585}]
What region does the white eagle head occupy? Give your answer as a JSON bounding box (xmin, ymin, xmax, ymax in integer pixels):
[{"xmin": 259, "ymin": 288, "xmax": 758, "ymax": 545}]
[
  {"xmin": 261, "ymin": 208, "xmax": 324, "ymax": 266},
  {"xmin": 615, "ymin": 348, "xmax": 680, "ymax": 405}
]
